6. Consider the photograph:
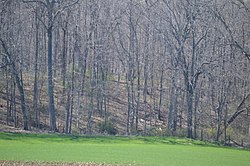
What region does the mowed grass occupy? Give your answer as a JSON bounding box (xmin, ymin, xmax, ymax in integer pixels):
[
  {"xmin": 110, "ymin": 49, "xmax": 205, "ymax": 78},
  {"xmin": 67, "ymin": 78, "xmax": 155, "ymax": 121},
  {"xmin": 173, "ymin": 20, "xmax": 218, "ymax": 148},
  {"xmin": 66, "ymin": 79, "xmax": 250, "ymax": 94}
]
[{"xmin": 0, "ymin": 132, "xmax": 250, "ymax": 166}]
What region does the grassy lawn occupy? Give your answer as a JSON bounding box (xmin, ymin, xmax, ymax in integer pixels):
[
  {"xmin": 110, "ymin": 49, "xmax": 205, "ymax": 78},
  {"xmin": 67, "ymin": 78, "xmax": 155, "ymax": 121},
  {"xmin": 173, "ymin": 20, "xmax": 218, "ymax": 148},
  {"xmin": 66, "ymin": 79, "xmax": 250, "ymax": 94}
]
[{"xmin": 0, "ymin": 132, "xmax": 249, "ymax": 166}]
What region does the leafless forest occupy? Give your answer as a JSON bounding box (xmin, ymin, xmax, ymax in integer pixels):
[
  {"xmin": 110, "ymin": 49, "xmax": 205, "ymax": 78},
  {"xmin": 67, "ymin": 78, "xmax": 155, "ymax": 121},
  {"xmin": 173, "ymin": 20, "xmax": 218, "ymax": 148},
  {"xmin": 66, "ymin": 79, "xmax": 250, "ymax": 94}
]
[{"xmin": 0, "ymin": 0, "xmax": 250, "ymax": 146}]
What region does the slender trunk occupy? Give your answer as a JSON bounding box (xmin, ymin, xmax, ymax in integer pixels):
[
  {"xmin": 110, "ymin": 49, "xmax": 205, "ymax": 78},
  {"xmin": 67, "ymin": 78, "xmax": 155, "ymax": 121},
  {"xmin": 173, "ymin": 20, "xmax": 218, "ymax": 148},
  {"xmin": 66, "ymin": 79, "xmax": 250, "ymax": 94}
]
[
  {"xmin": 47, "ymin": 25, "xmax": 56, "ymax": 131},
  {"xmin": 104, "ymin": 94, "xmax": 108, "ymax": 126},
  {"xmin": 194, "ymin": 81, "xmax": 202, "ymax": 139},
  {"xmin": 99, "ymin": 65, "xmax": 105, "ymax": 115},
  {"xmin": 69, "ymin": 90, "xmax": 73, "ymax": 134},
  {"xmin": 87, "ymin": 23, "xmax": 96, "ymax": 134},
  {"xmin": 248, "ymin": 124, "xmax": 250, "ymax": 138},
  {"xmin": 216, "ymin": 108, "xmax": 222, "ymax": 142},
  {"xmin": 187, "ymin": 91, "xmax": 193, "ymax": 138},
  {"xmin": 173, "ymin": 89, "xmax": 178, "ymax": 132},
  {"xmin": 87, "ymin": 80, "xmax": 94, "ymax": 134},
  {"xmin": 104, "ymin": 66, "xmax": 108, "ymax": 125},
  {"xmin": 158, "ymin": 67, "xmax": 164, "ymax": 121},
  {"xmin": 62, "ymin": 28, "xmax": 67, "ymax": 95},
  {"xmin": 179, "ymin": 91, "xmax": 185, "ymax": 129},
  {"xmin": 69, "ymin": 49, "xmax": 75, "ymax": 134},
  {"xmin": 10, "ymin": 77, "xmax": 14, "ymax": 122},
  {"xmin": 33, "ymin": 10, "xmax": 39, "ymax": 129},
  {"xmin": 194, "ymin": 106, "xmax": 197, "ymax": 139},
  {"xmin": 65, "ymin": 85, "xmax": 70, "ymax": 133},
  {"xmin": 150, "ymin": 64, "xmax": 155, "ymax": 126},
  {"xmin": 127, "ymin": 0, "xmax": 135, "ymax": 134},
  {"xmin": 131, "ymin": 72, "xmax": 135, "ymax": 130},
  {"xmin": 53, "ymin": 29, "xmax": 59, "ymax": 77},
  {"xmin": 168, "ymin": 85, "xmax": 174, "ymax": 131},
  {"xmin": 16, "ymin": 76, "xmax": 28, "ymax": 130},
  {"xmin": 224, "ymin": 118, "xmax": 227, "ymax": 144},
  {"xmin": 81, "ymin": 47, "xmax": 87, "ymax": 96},
  {"xmin": 143, "ymin": 11, "xmax": 150, "ymax": 134},
  {"xmin": 81, "ymin": 0, "xmax": 89, "ymax": 96},
  {"xmin": 76, "ymin": 90, "xmax": 81, "ymax": 132},
  {"xmin": 194, "ymin": 92, "xmax": 199, "ymax": 139},
  {"xmin": 168, "ymin": 68, "xmax": 178, "ymax": 134},
  {"xmin": 6, "ymin": 69, "xmax": 10, "ymax": 126},
  {"xmin": 13, "ymin": 80, "xmax": 17, "ymax": 128},
  {"xmin": 143, "ymin": 58, "xmax": 148, "ymax": 134},
  {"xmin": 136, "ymin": 70, "xmax": 140, "ymax": 132},
  {"xmin": 126, "ymin": 71, "xmax": 131, "ymax": 135},
  {"xmin": 135, "ymin": 41, "xmax": 140, "ymax": 132}
]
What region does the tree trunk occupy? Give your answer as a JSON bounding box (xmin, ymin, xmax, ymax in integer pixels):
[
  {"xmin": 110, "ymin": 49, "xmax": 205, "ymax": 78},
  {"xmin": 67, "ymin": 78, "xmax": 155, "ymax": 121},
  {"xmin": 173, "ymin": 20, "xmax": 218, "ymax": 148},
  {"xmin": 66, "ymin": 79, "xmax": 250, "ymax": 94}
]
[
  {"xmin": 131, "ymin": 73, "xmax": 135, "ymax": 130},
  {"xmin": 136, "ymin": 54, "xmax": 140, "ymax": 132},
  {"xmin": 61, "ymin": 28, "xmax": 68, "ymax": 95},
  {"xmin": 179, "ymin": 91, "xmax": 185, "ymax": 129},
  {"xmin": 143, "ymin": 52, "xmax": 148, "ymax": 134},
  {"xmin": 76, "ymin": 90, "xmax": 81, "ymax": 132},
  {"xmin": 168, "ymin": 83, "xmax": 174, "ymax": 131},
  {"xmin": 158, "ymin": 67, "xmax": 164, "ymax": 120},
  {"xmin": 15, "ymin": 72, "xmax": 29, "ymax": 130},
  {"xmin": 69, "ymin": 46, "xmax": 75, "ymax": 134},
  {"xmin": 33, "ymin": 9, "xmax": 39, "ymax": 129},
  {"xmin": 12, "ymin": 80, "xmax": 17, "ymax": 128},
  {"xmin": 173, "ymin": 89, "xmax": 178, "ymax": 132},
  {"xmin": 194, "ymin": 89, "xmax": 200, "ymax": 139},
  {"xmin": 6, "ymin": 69, "xmax": 10, "ymax": 126},
  {"xmin": 87, "ymin": 83, "xmax": 94, "ymax": 134},
  {"xmin": 47, "ymin": 23, "xmax": 56, "ymax": 132},
  {"xmin": 65, "ymin": 83, "xmax": 70, "ymax": 134},
  {"xmin": 248, "ymin": 124, "xmax": 250, "ymax": 138},
  {"xmin": 216, "ymin": 110, "xmax": 222, "ymax": 142},
  {"xmin": 0, "ymin": 39, "xmax": 29, "ymax": 130},
  {"xmin": 187, "ymin": 91, "xmax": 193, "ymax": 139},
  {"xmin": 126, "ymin": 70, "xmax": 132, "ymax": 135}
]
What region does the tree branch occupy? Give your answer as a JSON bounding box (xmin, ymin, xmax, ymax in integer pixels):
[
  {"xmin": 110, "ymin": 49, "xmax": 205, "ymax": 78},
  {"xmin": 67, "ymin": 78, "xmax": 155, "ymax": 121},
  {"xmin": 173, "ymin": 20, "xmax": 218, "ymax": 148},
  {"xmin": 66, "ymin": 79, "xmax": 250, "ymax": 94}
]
[
  {"xmin": 22, "ymin": 0, "xmax": 47, "ymax": 7},
  {"xmin": 0, "ymin": 64, "xmax": 8, "ymax": 69},
  {"xmin": 211, "ymin": 6, "xmax": 250, "ymax": 61},
  {"xmin": 232, "ymin": 41, "xmax": 250, "ymax": 60},
  {"xmin": 195, "ymin": 30, "xmax": 208, "ymax": 48},
  {"xmin": 0, "ymin": 38, "xmax": 11, "ymax": 63},
  {"xmin": 53, "ymin": 0, "xmax": 79, "ymax": 22},
  {"xmin": 227, "ymin": 94, "xmax": 250, "ymax": 126}
]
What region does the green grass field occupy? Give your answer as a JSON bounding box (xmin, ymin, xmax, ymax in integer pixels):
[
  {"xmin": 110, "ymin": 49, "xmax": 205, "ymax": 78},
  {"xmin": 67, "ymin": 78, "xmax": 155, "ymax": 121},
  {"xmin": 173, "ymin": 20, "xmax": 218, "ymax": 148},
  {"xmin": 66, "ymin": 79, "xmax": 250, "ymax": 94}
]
[{"xmin": 0, "ymin": 132, "xmax": 249, "ymax": 166}]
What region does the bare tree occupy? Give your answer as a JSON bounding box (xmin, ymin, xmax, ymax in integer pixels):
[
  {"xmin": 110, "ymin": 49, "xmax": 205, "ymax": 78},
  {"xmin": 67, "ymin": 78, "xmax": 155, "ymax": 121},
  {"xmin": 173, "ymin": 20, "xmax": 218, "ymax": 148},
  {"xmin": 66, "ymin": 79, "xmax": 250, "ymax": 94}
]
[
  {"xmin": 22, "ymin": 0, "xmax": 79, "ymax": 131},
  {"xmin": 0, "ymin": 1, "xmax": 29, "ymax": 130}
]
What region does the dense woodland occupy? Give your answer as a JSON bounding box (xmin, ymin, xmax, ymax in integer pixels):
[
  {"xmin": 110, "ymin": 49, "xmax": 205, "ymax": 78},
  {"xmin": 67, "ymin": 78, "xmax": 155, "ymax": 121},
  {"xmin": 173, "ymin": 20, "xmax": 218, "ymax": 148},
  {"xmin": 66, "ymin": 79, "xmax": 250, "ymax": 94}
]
[{"xmin": 0, "ymin": 0, "xmax": 250, "ymax": 146}]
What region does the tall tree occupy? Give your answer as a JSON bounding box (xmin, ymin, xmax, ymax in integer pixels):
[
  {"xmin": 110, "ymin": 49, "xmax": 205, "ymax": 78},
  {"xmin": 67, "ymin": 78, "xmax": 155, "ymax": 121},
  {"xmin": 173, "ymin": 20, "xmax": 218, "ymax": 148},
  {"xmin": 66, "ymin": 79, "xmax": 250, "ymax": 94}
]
[
  {"xmin": 22, "ymin": 0, "xmax": 79, "ymax": 131},
  {"xmin": 0, "ymin": 1, "xmax": 29, "ymax": 130}
]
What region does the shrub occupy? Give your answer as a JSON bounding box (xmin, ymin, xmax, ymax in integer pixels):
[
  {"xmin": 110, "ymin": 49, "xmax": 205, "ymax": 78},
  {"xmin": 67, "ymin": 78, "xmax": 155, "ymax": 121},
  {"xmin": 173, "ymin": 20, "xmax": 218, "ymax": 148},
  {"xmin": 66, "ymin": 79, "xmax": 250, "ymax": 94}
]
[
  {"xmin": 146, "ymin": 127, "xmax": 167, "ymax": 136},
  {"xmin": 97, "ymin": 120, "xmax": 117, "ymax": 135},
  {"xmin": 175, "ymin": 128, "xmax": 188, "ymax": 137}
]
